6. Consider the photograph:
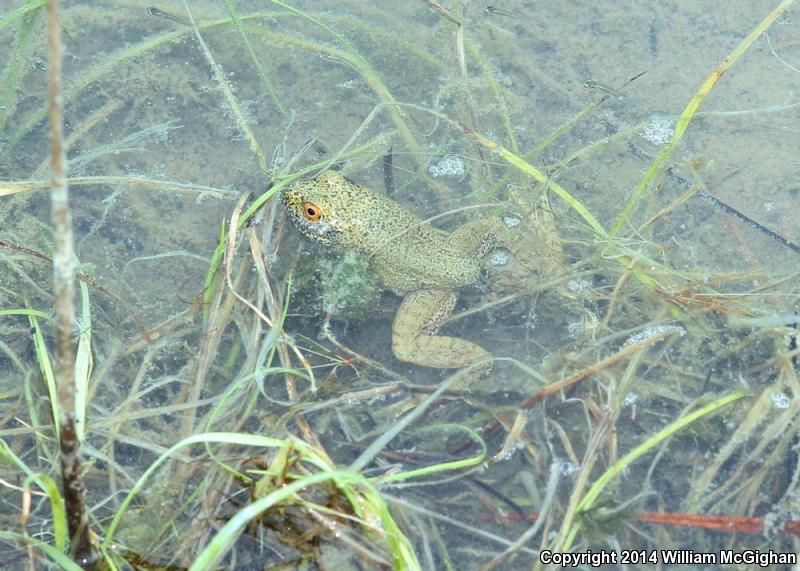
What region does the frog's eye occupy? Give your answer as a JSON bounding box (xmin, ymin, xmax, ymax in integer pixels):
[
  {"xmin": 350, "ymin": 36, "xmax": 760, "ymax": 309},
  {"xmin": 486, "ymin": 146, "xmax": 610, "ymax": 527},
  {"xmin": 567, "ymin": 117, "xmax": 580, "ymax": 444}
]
[{"xmin": 302, "ymin": 202, "xmax": 322, "ymax": 222}]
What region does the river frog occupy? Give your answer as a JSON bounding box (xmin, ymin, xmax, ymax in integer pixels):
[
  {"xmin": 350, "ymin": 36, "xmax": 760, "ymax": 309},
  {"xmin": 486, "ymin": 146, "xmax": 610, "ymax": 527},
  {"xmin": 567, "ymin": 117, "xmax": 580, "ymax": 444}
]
[{"xmin": 281, "ymin": 171, "xmax": 498, "ymax": 370}]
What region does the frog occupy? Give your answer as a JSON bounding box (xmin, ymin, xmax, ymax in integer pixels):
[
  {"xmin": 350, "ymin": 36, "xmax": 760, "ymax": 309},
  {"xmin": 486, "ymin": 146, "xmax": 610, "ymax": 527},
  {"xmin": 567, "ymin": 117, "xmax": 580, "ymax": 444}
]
[{"xmin": 280, "ymin": 170, "xmax": 499, "ymax": 370}]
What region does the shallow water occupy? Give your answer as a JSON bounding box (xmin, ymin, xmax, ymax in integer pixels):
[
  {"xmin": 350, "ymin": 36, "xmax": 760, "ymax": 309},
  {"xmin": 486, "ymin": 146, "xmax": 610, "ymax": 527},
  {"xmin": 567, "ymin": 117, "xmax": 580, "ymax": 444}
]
[{"xmin": 1, "ymin": 0, "xmax": 799, "ymax": 569}]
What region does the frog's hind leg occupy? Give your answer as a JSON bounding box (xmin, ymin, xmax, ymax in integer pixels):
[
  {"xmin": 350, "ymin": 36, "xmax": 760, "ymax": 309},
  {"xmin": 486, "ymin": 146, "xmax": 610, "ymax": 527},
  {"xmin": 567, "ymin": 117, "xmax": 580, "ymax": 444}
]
[
  {"xmin": 448, "ymin": 217, "xmax": 500, "ymax": 261},
  {"xmin": 392, "ymin": 289, "xmax": 489, "ymax": 369}
]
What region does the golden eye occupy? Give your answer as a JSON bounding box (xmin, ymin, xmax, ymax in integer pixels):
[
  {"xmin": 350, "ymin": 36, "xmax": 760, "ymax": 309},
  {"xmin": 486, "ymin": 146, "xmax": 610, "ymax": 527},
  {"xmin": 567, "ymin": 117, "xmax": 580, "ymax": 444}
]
[{"xmin": 303, "ymin": 202, "xmax": 321, "ymax": 222}]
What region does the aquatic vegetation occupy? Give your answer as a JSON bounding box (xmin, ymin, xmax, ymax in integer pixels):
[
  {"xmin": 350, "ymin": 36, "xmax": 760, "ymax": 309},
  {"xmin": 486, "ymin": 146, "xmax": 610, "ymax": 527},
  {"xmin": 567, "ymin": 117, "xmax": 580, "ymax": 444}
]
[
  {"xmin": 293, "ymin": 249, "xmax": 382, "ymax": 322},
  {"xmin": 1, "ymin": 0, "xmax": 799, "ymax": 568}
]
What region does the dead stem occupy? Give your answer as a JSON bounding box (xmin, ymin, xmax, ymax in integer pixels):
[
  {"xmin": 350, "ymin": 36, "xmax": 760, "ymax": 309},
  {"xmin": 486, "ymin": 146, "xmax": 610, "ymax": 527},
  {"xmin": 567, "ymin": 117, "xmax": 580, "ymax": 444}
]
[
  {"xmin": 521, "ymin": 328, "xmax": 682, "ymax": 409},
  {"xmin": 46, "ymin": 0, "xmax": 93, "ymax": 564},
  {"xmin": 33, "ymin": 99, "xmax": 124, "ymax": 177},
  {"xmin": 548, "ymin": 346, "xmax": 650, "ymax": 554},
  {"xmin": 444, "ymin": 273, "xmax": 574, "ymax": 326},
  {"xmin": 247, "ymin": 222, "xmax": 317, "ymax": 394},
  {"xmin": 180, "ymin": 255, "xmax": 244, "ymax": 435},
  {"xmin": 320, "ymin": 312, "xmax": 409, "ymax": 383}
]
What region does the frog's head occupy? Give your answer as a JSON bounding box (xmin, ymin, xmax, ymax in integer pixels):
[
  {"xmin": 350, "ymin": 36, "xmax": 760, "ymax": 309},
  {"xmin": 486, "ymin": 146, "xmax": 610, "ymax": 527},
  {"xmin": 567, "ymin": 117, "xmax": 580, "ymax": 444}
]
[{"xmin": 280, "ymin": 171, "xmax": 366, "ymax": 248}]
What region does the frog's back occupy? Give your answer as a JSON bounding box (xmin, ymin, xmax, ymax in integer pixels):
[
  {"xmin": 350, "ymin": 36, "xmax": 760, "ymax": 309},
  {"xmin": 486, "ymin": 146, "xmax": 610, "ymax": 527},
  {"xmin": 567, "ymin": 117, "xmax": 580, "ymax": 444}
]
[
  {"xmin": 281, "ymin": 171, "xmax": 481, "ymax": 293},
  {"xmin": 372, "ymin": 232, "xmax": 480, "ymax": 292}
]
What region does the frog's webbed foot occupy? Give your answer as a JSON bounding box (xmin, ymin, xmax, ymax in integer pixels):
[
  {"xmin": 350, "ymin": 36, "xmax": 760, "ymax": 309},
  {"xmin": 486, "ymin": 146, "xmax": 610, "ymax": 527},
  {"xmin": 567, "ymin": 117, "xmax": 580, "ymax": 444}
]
[{"xmin": 392, "ymin": 289, "xmax": 489, "ymax": 369}]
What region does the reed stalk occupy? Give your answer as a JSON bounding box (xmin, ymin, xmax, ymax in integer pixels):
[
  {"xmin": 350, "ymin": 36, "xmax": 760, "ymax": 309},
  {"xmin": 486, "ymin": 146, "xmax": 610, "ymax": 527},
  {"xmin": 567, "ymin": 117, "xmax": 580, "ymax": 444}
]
[{"xmin": 46, "ymin": 0, "xmax": 93, "ymax": 564}]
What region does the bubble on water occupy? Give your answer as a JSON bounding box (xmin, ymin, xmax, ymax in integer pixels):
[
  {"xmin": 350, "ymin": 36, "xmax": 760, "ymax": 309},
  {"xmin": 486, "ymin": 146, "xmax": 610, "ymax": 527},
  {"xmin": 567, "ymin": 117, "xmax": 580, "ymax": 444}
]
[
  {"xmin": 566, "ymin": 279, "xmax": 590, "ymax": 293},
  {"xmin": 496, "ymin": 442, "xmax": 523, "ymax": 462},
  {"xmin": 623, "ymin": 324, "xmax": 686, "ymax": 347},
  {"xmin": 490, "ymin": 250, "xmax": 509, "ymax": 266},
  {"xmin": 771, "ymin": 391, "xmax": 791, "ymax": 409},
  {"xmin": 72, "ymin": 317, "xmax": 87, "ymax": 341},
  {"xmin": 567, "ymin": 320, "xmax": 586, "ymax": 338},
  {"xmin": 72, "ymin": 317, "xmax": 86, "ymax": 333},
  {"xmin": 428, "ymin": 155, "xmax": 466, "ymax": 179},
  {"xmin": 559, "ymin": 461, "xmax": 578, "ymax": 476},
  {"xmin": 638, "ymin": 116, "xmax": 674, "ymax": 147}
]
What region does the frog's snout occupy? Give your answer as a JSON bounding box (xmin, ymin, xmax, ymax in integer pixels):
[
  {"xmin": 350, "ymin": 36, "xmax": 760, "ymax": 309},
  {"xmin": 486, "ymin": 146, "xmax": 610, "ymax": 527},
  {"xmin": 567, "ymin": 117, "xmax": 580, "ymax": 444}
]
[{"xmin": 278, "ymin": 185, "xmax": 297, "ymax": 210}]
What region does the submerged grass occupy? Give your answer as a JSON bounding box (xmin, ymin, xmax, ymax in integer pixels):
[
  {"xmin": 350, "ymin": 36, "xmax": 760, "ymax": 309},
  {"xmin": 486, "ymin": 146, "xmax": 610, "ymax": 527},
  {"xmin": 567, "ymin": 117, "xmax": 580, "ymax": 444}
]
[
  {"xmin": 0, "ymin": 1, "xmax": 42, "ymax": 136},
  {"xmin": 222, "ymin": 0, "xmax": 287, "ymax": 117},
  {"xmin": 610, "ymin": 0, "xmax": 797, "ymax": 235},
  {"xmin": 0, "ymin": 0, "xmax": 44, "ymax": 33},
  {"xmin": 1, "ymin": 0, "xmax": 799, "ymax": 568},
  {"xmin": 559, "ymin": 390, "xmax": 749, "ymax": 553}
]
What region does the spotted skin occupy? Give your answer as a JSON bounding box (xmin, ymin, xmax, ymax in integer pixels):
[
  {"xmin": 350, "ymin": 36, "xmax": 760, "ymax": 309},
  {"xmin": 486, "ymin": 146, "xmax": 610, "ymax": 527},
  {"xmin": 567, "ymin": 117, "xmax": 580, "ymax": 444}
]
[{"xmin": 281, "ymin": 171, "xmax": 497, "ymax": 370}]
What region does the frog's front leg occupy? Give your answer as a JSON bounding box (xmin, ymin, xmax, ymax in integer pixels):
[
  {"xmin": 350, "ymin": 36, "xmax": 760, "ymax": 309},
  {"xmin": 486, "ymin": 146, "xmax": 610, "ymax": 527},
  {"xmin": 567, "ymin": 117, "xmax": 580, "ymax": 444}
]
[{"xmin": 392, "ymin": 289, "xmax": 489, "ymax": 368}]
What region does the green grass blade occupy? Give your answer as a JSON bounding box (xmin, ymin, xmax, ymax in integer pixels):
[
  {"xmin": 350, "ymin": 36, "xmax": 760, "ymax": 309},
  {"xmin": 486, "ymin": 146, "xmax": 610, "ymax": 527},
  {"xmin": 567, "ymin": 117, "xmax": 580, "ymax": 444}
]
[
  {"xmin": 7, "ymin": 25, "xmax": 184, "ymax": 149},
  {"xmin": 0, "ymin": 308, "xmax": 52, "ymax": 321},
  {"xmin": 0, "ymin": 2, "xmax": 42, "ymax": 136},
  {"xmin": 181, "ymin": 1, "xmax": 270, "ymax": 174},
  {"xmin": 6, "ymin": 11, "xmax": 287, "ymax": 150},
  {"xmin": 563, "ymin": 390, "xmax": 748, "ymax": 550},
  {"xmin": 0, "ymin": 0, "xmax": 44, "ymax": 33},
  {"xmin": 266, "ymin": 0, "xmax": 423, "ymax": 163},
  {"xmin": 0, "ymin": 531, "xmax": 81, "ymax": 570},
  {"xmin": 189, "ymin": 471, "xmax": 377, "ymax": 570},
  {"xmin": 23, "ymin": 473, "xmax": 68, "ymax": 552},
  {"xmin": 578, "ymin": 390, "xmax": 748, "ymax": 511},
  {"xmin": 267, "ymin": 0, "xmax": 367, "ymax": 66},
  {"xmin": 464, "ymin": 128, "xmax": 608, "ymax": 238},
  {"xmin": 610, "ymin": 0, "xmax": 796, "ymax": 235},
  {"xmin": 0, "ymin": 175, "xmax": 239, "ymax": 199},
  {"xmin": 27, "ymin": 310, "xmax": 59, "ymax": 440},
  {"xmin": 103, "ymin": 432, "xmax": 325, "ymax": 545},
  {"xmin": 377, "ymin": 424, "xmax": 486, "ymax": 484},
  {"xmin": 202, "ymin": 220, "xmax": 226, "ymax": 325},
  {"xmin": 104, "ymin": 431, "xmax": 422, "ymax": 568},
  {"xmin": 222, "ymin": 0, "xmax": 287, "ymax": 116},
  {"xmin": 0, "ymin": 440, "xmax": 68, "ymax": 552},
  {"xmin": 216, "ymin": 471, "xmax": 419, "ymax": 570},
  {"xmin": 350, "ymin": 361, "xmax": 489, "ymax": 473}
]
